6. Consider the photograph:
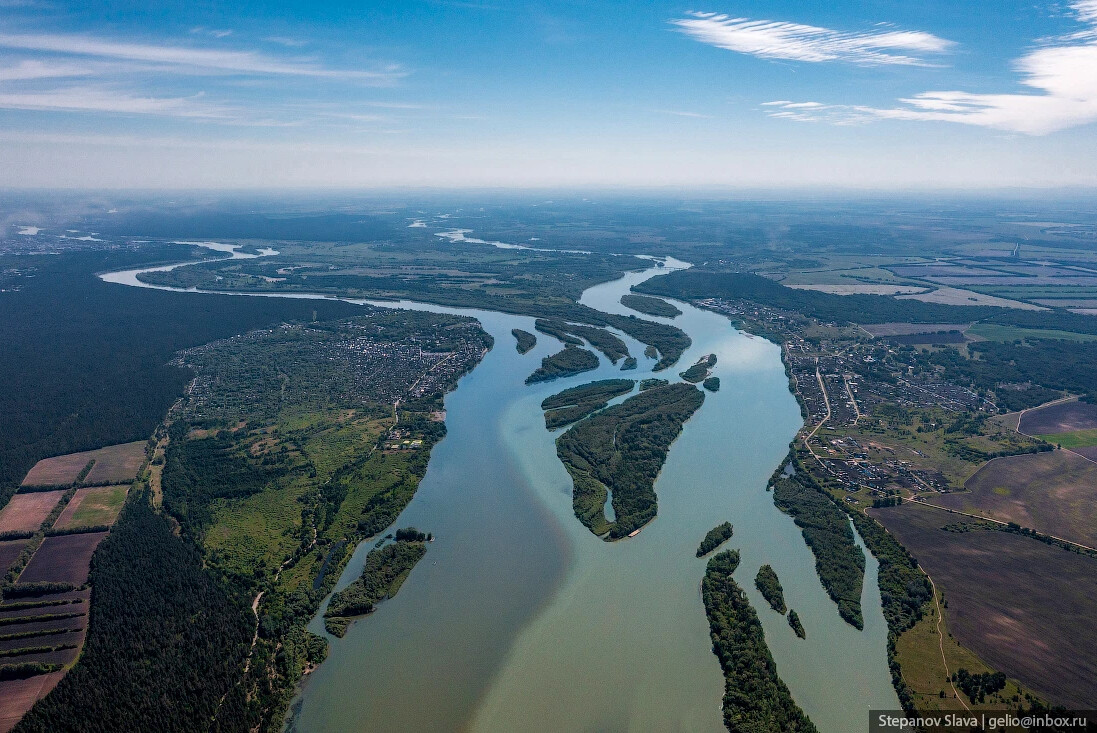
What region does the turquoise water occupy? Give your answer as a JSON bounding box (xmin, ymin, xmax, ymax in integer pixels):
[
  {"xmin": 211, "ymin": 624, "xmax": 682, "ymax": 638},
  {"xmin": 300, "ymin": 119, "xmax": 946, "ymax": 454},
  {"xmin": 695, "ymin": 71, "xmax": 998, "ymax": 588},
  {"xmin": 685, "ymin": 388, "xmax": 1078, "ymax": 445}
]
[{"xmin": 101, "ymin": 246, "xmax": 899, "ymax": 733}]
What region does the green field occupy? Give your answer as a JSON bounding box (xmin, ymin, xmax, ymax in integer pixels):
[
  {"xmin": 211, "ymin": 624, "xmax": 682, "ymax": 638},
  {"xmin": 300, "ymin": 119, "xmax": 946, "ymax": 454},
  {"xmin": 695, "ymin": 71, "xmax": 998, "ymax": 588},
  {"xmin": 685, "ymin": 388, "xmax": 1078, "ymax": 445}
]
[
  {"xmin": 1036, "ymin": 428, "xmax": 1097, "ymax": 448},
  {"xmin": 966, "ymin": 323, "xmax": 1097, "ymax": 343},
  {"xmin": 66, "ymin": 485, "xmax": 128, "ymax": 528}
]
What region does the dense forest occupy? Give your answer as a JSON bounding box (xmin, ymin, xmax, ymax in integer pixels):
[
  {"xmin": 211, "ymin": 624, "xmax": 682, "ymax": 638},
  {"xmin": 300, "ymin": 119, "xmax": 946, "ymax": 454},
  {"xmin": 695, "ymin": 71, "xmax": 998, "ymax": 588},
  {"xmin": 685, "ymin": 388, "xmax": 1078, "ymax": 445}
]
[
  {"xmin": 772, "ymin": 469, "xmax": 865, "ymax": 629},
  {"xmin": 0, "ymin": 247, "xmax": 360, "ymax": 501},
  {"xmin": 930, "ymin": 340, "xmax": 1097, "ymax": 406},
  {"xmin": 754, "ymin": 564, "xmax": 787, "ymax": 615},
  {"xmin": 681, "ymin": 354, "xmax": 716, "ymax": 383},
  {"xmin": 702, "ymin": 550, "xmax": 818, "ymax": 733},
  {"xmin": 787, "ymin": 609, "xmax": 805, "ymax": 639},
  {"xmin": 620, "ymin": 294, "xmax": 681, "ymax": 318},
  {"xmin": 511, "ymin": 328, "xmax": 537, "ymax": 354},
  {"xmin": 697, "ymin": 521, "xmax": 734, "ymax": 557},
  {"xmin": 14, "ymin": 492, "xmax": 254, "ymax": 732},
  {"xmin": 541, "ymin": 379, "xmax": 635, "ymax": 430},
  {"xmin": 556, "ymin": 383, "xmax": 704, "ymax": 538}
]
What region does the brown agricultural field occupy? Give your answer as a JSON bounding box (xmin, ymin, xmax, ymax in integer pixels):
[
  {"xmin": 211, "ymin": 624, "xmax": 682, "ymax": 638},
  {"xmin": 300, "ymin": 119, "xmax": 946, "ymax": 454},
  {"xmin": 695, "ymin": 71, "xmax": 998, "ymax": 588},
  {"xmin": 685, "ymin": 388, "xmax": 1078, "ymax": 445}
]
[
  {"xmin": 19, "ymin": 454, "xmax": 91, "ymax": 488},
  {"xmin": 81, "ymin": 441, "xmax": 146, "ymax": 485},
  {"xmin": 0, "ymin": 670, "xmax": 65, "ymax": 733},
  {"xmin": 0, "ymin": 492, "xmax": 66, "ymax": 534},
  {"xmin": 871, "ymin": 502, "xmax": 1097, "ymax": 709},
  {"xmin": 938, "ymin": 450, "xmax": 1097, "ymax": 547},
  {"xmin": 53, "ymin": 485, "xmax": 128, "ymax": 530},
  {"xmin": 1019, "ymin": 399, "xmax": 1097, "ymax": 435},
  {"xmin": 0, "ymin": 541, "xmax": 28, "ymax": 574},
  {"xmin": 17, "ymin": 532, "xmax": 108, "ymax": 586}
]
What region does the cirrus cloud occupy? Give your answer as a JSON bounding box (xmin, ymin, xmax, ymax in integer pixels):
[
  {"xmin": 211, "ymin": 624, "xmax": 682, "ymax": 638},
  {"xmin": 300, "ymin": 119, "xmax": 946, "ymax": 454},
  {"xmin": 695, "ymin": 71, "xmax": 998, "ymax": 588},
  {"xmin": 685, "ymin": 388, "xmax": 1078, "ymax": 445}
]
[{"xmin": 672, "ymin": 11, "xmax": 954, "ymax": 66}]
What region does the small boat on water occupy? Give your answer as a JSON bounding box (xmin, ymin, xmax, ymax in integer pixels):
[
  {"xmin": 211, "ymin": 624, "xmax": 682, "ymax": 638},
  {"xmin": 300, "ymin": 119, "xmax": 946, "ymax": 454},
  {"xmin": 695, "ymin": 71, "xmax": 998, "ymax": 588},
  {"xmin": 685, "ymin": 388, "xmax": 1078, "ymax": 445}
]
[{"xmin": 627, "ymin": 528, "xmax": 642, "ymax": 538}]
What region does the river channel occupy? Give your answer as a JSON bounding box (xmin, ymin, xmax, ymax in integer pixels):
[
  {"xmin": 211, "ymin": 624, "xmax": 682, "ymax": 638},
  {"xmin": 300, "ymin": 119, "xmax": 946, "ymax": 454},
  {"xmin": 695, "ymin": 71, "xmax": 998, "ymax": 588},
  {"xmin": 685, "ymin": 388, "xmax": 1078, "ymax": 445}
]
[{"xmin": 100, "ymin": 238, "xmax": 899, "ymax": 733}]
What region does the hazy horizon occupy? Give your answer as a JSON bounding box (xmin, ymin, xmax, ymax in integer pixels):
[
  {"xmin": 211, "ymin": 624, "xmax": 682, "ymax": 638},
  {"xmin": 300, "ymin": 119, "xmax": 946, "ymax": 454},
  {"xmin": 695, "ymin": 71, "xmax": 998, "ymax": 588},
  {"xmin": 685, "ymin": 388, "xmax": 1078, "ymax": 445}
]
[{"xmin": 2, "ymin": 0, "xmax": 1097, "ymax": 189}]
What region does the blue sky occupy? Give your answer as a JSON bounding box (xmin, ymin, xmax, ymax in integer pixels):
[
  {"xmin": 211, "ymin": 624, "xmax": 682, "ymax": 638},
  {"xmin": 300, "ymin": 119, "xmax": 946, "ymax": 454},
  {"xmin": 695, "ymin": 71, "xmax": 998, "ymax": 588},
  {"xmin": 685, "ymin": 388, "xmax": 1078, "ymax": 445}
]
[{"xmin": 1, "ymin": 0, "xmax": 1096, "ymax": 188}]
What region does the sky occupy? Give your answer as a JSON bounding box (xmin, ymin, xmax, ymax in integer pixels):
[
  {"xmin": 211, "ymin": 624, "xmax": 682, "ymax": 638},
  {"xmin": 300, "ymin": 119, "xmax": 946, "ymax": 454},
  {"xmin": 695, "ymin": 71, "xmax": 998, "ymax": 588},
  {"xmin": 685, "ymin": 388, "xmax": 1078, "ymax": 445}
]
[{"xmin": 1, "ymin": 0, "xmax": 1097, "ymax": 189}]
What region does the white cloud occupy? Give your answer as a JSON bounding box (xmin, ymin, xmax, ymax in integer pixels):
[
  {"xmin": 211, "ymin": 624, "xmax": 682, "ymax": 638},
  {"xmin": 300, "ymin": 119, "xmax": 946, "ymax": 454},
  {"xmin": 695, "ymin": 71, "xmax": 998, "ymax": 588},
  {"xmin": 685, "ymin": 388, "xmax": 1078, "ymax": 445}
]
[
  {"xmin": 0, "ymin": 87, "xmax": 227, "ymax": 117},
  {"xmin": 0, "ymin": 59, "xmax": 95, "ymax": 81},
  {"xmin": 0, "ymin": 33, "xmax": 404, "ymax": 82},
  {"xmin": 672, "ymin": 12, "xmax": 954, "ymax": 66},
  {"xmin": 761, "ymin": 1, "xmax": 1097, "ymax": 135}
]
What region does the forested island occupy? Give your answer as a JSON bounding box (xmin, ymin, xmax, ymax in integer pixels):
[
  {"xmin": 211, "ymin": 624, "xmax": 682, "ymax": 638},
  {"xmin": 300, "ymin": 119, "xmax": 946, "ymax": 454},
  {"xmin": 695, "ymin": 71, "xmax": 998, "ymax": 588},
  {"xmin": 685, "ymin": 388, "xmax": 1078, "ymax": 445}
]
[
  {"xmin": 639, "ymin": 378, "xmax": 668, "ymax": 391},
  {"xmin": 526, "ymin": 345, "xmax": 600, "ymax": 384},
  {"xmin": 511, "ymin": 329, "xmax": 536, "ymax": 354},
  {"xmin": 324, "ymin": 531, "xmax": 429, "ymax": 637},
  {"xmin": 555, "ymin": 383, "xmax": 704, "ymax": 539},
  {"xmin": 787, "ymin": 609, "xmax": 806, "ymax": 639},
  {"xmin": 772, "ymin": 468, "xmax": 865, "ymax": 629},
  {"xmin": 534, "ymin": 319, "xmax": 630, "ymax": 364},
  {"xmin": 620, "ymin": 294, "xmax": 681, "ymax": 318},
  {"xmin": 702, "ymin": 550, "xmax": 818, "ymax": 733},
  {"xmin": 754, "ymin": 564, "xmax": 786, "ymax": 614},
  {"xmin": 697, "ymin": 521, "xmax": 734, "ymax": 557},
  {"xmin": 541, "ymin": 379, "xmax": 635, "ymax": 430},
  {"xmin": 703, "ymin": 377, "xmax": 720, "ymax": 392},
  {"xmin": 680, "ymin": 354, "xmax": 716, "ymax": 383}
]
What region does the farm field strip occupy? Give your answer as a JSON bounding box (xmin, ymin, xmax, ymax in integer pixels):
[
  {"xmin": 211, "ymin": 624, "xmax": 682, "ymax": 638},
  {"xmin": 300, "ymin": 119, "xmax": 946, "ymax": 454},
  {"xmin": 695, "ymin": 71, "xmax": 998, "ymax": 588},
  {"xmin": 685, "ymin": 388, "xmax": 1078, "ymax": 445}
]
[{"xmin": 0, "ymin": 492, "xmax": 66, "ymax": 534}]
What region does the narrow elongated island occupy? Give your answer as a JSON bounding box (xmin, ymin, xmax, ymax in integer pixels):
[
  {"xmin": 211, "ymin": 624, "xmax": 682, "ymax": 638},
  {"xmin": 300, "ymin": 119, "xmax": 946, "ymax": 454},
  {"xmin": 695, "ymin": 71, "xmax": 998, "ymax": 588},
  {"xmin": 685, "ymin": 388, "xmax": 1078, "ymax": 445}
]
[{"xmin": 702, "ymin": 550, "xmax": 817, "ymax": 733}]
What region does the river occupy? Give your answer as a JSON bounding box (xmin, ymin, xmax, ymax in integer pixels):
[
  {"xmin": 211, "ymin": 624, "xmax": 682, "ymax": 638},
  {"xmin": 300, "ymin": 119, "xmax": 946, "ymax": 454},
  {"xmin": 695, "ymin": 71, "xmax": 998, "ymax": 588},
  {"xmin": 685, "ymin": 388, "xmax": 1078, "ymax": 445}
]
[{"xmin": 100, "ymin": 239, "xmax": 899, "ymax": 732}]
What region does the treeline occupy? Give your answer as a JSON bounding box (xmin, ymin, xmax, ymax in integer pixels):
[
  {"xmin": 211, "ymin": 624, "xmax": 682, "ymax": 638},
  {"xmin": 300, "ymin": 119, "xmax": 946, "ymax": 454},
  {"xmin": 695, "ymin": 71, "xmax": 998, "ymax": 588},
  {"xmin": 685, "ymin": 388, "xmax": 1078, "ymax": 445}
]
[
  {"xmin": 954, "ymin": 669, "xmax": 1007, "ymax": 704},
  {"xmin": 637, "ymin": 269, "xmax": 1097, "ymax": 340},
  {"xmin": 0, "ymin": 247, "xmax": 360, "ymax": 501},
  {"xmin": 772, "ymin": 470, "xmax": 865, "ymax": 629},
  {"xmin": 702, "ymin": 550, "xmax": 818, "ymax": 733},
  {"xmin": 324, "ymin": 535, "xmax": 427, "ymax": 637},
  {"xmin": 557, "ymin": 384, "xmax": 704, "ymax": 539},
  {"xmin": 636, "ymin": 270, "xmax": 997, "ymax": 324},
  {"xmin": 15, "ymin": 491, "xmax": 254, "ymax": 733}
]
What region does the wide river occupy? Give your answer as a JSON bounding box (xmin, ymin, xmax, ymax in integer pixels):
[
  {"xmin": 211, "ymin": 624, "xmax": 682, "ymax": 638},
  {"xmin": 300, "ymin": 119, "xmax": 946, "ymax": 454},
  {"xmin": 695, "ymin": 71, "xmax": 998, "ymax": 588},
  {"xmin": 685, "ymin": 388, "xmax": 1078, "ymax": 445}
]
[{"xmin": 102, "ymin": 240, "xmax": 899, "ymax": 732}]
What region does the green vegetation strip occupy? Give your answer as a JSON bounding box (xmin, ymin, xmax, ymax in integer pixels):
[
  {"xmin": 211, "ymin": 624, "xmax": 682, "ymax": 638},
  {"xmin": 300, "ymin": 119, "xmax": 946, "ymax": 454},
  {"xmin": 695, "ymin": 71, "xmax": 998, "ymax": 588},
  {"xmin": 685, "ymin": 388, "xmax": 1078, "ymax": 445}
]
[
  {"xmin": 754, "ymin": 565, "xmax": 786, "ymax": 614},
  {"xmin": 557, "ymin": 383, "xmax": 704, "ymax": 539},
  {"xmin": 1036, "ymin": 428, "xmax": 1097, "ymax": 448},
  {"xmin": 541, "ymin": 379, "xmax": 635, "ymax": 430},
  {"xmin": 772, "ymin": 468, "xmax": 865, "ymax": 629},
  {"xmin": 702, "ymin": 550, "xmax": 817, "ymax": 733},
  {"xmin": 324, "ymin": 533, "xmax": 428, "ymax": 637},
  {"xmin": 697, "ymin": 522, "xmax": 733, "ymax": 557},
  {"xmin": 620, "ymin": 294, "xmax": 681, "ymax": 318}
]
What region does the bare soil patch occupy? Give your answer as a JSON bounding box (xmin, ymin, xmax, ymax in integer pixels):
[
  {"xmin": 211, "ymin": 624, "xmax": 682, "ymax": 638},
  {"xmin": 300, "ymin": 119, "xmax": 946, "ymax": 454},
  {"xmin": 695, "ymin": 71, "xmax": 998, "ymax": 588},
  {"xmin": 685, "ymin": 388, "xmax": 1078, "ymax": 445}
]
[
  {"xmin": 1019, "ymin": 400, "xmax": 1097, "ymax": 435},
  {"xmin": 17, "ymin": 532, "xmax": 108, "ymax": 586},
  {"xmin": 871, "ymin": 502, "xmax": 1097, "ymax": 708},
  {"xmin": 20, "ymin": 455, "xmax": 89, "ymax": 488},
  {"xmin": 0, "ymin": 492, "xmax": 65, "ymax": 534},
  {"xmin": 0, "ymin": 671, "xmax": 64, "ymax": 733},
  {"xmin": 0, "ymin": 541, "xmax": 28, "ymax": 575},
  {"xmin": 940, "ymin": 450, "xmax": 1097, "ymax": 547},
  {"xmin": 81, "ymin": 441, "xmax": 146, "ymax": 485}
]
